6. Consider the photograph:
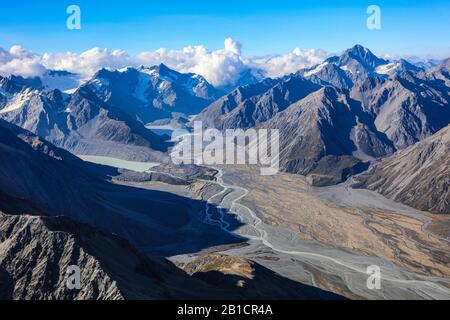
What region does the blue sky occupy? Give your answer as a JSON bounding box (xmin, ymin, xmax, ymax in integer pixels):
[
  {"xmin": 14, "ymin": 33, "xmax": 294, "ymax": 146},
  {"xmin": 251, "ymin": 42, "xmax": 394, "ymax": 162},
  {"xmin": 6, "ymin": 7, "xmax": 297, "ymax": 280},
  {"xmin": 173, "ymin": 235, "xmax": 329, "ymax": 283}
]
[{"xmin": 1, "ymin": 0, "xmax": 449, "ymax": 57}]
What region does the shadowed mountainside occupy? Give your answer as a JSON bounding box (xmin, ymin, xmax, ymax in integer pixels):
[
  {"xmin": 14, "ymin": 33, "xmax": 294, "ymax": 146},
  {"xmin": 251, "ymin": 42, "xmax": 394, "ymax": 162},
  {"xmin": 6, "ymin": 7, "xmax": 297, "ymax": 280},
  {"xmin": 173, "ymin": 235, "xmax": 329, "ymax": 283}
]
[
  {"xmin": 0, "ymin": 120, "xmax": 345, "ymax": 299},
  {"xmin": 178, "ymin": 254, "xmax": 345, "ymax": 300}
]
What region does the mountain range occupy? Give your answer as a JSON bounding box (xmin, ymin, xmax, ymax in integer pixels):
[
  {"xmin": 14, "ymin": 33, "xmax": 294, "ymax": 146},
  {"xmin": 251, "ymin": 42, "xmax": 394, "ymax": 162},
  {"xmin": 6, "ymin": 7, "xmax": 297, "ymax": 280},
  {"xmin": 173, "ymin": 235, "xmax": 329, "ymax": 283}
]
[
  {"xmin": 0, "ymin": 43, "xmax": 449, "ymax": 301},
  {"xmin": 197, "ymin": 45, "xmax": 450, "ymax": 187}
]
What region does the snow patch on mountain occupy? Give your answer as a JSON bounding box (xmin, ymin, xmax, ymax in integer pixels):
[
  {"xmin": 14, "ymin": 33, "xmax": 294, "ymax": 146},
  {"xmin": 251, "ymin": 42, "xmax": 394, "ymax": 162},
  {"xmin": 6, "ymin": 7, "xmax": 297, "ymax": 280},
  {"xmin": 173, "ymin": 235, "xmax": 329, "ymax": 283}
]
[
  {"xmin": 0, "ymin": 88, "xmax": 37, "ymax": 114},
  {"xmin": 339, "ymin": 65, "xmax": 352, "ymax": 74},
  {"xmin": 375, "ymin": 62, "xmax": 399, "ymax": 75}
]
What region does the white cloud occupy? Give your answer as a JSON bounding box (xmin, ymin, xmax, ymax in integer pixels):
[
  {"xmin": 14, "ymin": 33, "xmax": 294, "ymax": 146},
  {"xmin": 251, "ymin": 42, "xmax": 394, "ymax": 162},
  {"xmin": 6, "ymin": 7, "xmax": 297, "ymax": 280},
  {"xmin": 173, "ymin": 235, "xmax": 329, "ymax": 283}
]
[
  {"xmin": 136, "ymin": 38, "xmax": 247, "ymax": 87},
  {"xmin": 0, "ymin": 45, "xmax": 46, "ymax": 78},
  {"xmin": 246, "ymin": 48, "xmax": 329, "ymax": 79},
  {"xmin": 0, "ymin": 39, "xmax": 329, "ymax": 87},
  {"xmin": 41, "ymin": 48, "xmax": 131, "ymax": 79}
]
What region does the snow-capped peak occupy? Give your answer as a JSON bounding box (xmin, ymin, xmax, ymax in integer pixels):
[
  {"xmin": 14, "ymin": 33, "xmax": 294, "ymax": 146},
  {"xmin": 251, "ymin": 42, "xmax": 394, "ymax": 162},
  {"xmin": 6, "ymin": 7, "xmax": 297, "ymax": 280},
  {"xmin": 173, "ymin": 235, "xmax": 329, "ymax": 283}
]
[{"xmin": 303, "ymin": 62, "xmax": 329, "ymax": 77}]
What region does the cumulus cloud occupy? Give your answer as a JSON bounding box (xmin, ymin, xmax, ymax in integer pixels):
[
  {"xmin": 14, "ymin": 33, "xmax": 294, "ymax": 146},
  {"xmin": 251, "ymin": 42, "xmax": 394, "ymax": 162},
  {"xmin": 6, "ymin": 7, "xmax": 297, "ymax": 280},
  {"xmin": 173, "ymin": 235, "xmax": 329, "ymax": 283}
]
[
  {"xmin": 0, "ymin": 38, "xmax": 329, "ymax": 87},
  {"xmin": 0, "ymin": 45, "xmax": 46, "ymax": 78},
  {"xmin": 42, "ymin": 48, "xmax": 130, "ymax": 78},
  {"xmin": 247, "ymin": 48, "xmax": 329, "ymax": 79},
  {"xmin": 136, "ymin": 38, "xmax": 247, "ymax": 87}
]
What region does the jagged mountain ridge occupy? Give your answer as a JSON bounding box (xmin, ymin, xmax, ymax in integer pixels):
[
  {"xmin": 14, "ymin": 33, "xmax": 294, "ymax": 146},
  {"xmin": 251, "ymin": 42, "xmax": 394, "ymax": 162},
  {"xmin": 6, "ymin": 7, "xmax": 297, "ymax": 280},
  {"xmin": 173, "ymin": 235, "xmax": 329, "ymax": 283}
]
[
  {"xmin": 298, "ymin": 46, "xmax": 427, "ymax": 88},
  {"xmin": 350, "ymin": 70, "xmax": 450, "ymax": 149},
  {"xmin": 0, "ymin": 76, "xmax": 169, "ymax": 162},
  {"xmin": 261, "ymin": 86, "xmax": 395, "ymax": 185},
  {"xmin": 353, "ymin": 124, "xmax": 450, "ymax": 214},
  {"xmin": 196, "ymin": 75, "xmax": 321, "ymax": 130},
  {"xmin": 0, "ymin": 210, "xmax": 343, "ymax": 299},
  {"xmin": 0, "ymin": 63, "xmax": 226, "ymax": 161},
  {"xmin": 297, "ymin": 45, "xmax": 388, "ymax": 88},
  {"xmin": 196, "ymin": 45, "xmax": 449, "ymax": 184},
  {"xmin": 422, "ymin": 58, "xmax": 450, "ymax": 87},
  {"xmin": 86, "ymin": 64, "xmax": 222, "ymax": 121},
  {"xmin": 0, "ymin": 211, "xmax": 222, "ymax": 300},
  {"xmin": 1, "ymin": 45, "xmax": 449, "ymax": 187}
]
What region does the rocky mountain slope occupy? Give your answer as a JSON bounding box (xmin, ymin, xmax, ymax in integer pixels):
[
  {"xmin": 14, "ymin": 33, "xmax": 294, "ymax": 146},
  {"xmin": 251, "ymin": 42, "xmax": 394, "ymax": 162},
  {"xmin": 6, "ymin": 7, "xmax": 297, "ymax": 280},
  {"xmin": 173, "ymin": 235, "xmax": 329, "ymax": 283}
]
[
  {"xmin": 350, "ymin": 71, "xmax": 450, "ymax": 149},
  {"xmin": 0, "ymin": 120, "xmax": 342, "ymax": 299},
  {"xmin": 196, "ymin": 45, "xmax": 450, "ymax": 185},
  {"xmin": 0, "ymin": 119, "xmax": 230, "ymax": 251},
  {"xmin": 353, "ymin": 124, "xmax": 450, "ymax": 214},
  {"xmin": 0, "ymin": 78, "xmax": 169, "ymax": 161},
  {"xmin": 0, "ymin": 211, "xmax": 226, "ymax": 300},
  {"xmin": 0, "ymin": 64, "xmax": 225, "ymax": 161},
  {"xmin": 0, "ymin": 210, "xmax": 342, "ymax": 299},
  {"xmin": 1, "ymin": 45, "xmax": 449, "ymax": 188},
  {"xmin": 196, "ymin": 76, "xmax": 320, "ymax": 129},
  {"xmin": 178, "ymin": 254, "xmax": 344, "ymax": 299},
  {"xmin": 294, "ymin": 47, "xmax": 450, "ymax": 151},
  {"xmin": 0, "ymin": 119, "xmax": 101, "ymax": 215},
  {"xmin": 422, "ymin": 58, "xmax": 450, "ymax": 87},
  {"xmin": 86, "ymin": 64, "xmax": 222, "ymax": 121},
  {"xmin": 261, "ymin": 86, "xmax": 394, "ymax": 185},
  {"xmin": 297, "ymin": 45, "xmax": 387, "ymax": 87}
]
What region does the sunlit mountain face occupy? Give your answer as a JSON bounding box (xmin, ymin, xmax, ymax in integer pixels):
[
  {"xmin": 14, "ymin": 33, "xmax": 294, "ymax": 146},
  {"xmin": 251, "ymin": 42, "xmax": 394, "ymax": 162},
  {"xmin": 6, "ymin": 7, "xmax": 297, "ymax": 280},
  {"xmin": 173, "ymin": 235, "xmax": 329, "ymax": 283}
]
[{"xmin": 1, "ymin": 1, "xmax": 450, "ymax": 304}]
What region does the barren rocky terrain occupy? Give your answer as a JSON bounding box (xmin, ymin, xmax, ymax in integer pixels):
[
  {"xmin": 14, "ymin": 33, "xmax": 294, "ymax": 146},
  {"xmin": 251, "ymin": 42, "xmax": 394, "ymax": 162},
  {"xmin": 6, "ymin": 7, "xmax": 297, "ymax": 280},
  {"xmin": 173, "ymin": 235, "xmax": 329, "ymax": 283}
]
[{"xmin": 168, "ymin": 164, "xmax": 450, "ymax": 299}]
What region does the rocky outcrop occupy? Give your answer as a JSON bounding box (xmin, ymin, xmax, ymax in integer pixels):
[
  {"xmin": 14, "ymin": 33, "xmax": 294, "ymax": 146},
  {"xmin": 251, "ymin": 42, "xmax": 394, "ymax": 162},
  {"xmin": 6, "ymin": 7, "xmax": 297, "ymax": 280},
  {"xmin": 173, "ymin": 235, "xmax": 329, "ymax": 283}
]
[
  {"xmin": 178, "ymin": 254, "xmax": 344, "ymax": 299},
  {"xmin": 196, "ymin": 76, "xmax": 320, "ymax": 130},
  {"xmin": 86, "ymin": 64, "xmax": 222, "ymax": 121},
  {"xmin": 351, "ymin": 72, "xmax": 450, "ymax": 149},
  {"xmin": 0, "ymin": 212, "xmax": 235, "ymax": 300},
  {"xmin": 261, "ymin": 87, "xmax": 393, "ymax": 185}
]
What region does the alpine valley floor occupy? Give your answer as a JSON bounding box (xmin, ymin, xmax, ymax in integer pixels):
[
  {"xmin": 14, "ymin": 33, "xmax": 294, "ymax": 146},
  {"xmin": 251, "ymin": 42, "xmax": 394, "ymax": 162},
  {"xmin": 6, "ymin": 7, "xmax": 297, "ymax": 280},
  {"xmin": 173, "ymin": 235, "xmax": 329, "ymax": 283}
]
[{"xmin": 138, "ymin": 164, "xmax": 450, "ymax": 300}]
